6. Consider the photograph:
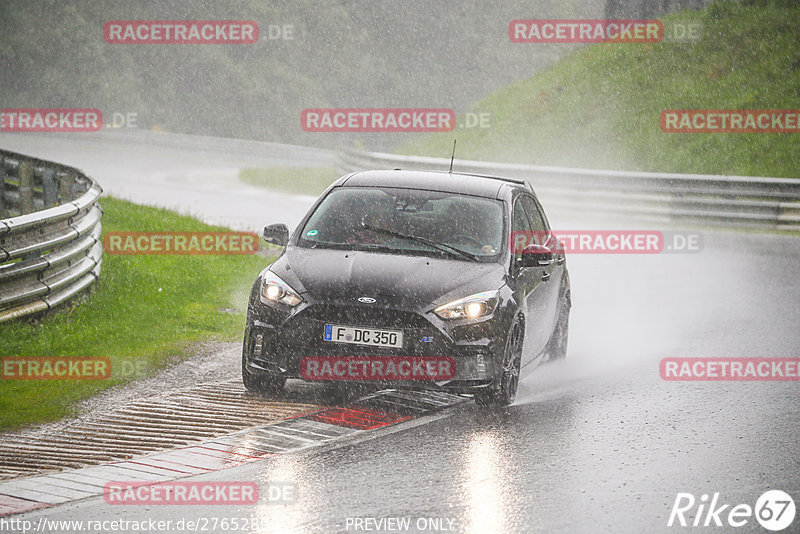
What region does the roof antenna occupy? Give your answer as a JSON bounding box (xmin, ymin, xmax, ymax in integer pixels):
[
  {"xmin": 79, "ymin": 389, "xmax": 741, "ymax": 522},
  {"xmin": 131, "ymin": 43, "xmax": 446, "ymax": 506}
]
[{"xmin": 449, "ymin": 139, "xmax": 457, "ymax": 174}]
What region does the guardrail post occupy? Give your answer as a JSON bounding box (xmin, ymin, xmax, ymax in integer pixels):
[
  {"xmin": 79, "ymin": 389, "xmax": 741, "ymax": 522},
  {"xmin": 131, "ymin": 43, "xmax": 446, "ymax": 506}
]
[
  {"xmin": 59, "ymin": 173, "xmax": 75, "ymax": 203},
  {"xmin": 42, "ymin": 168, "xmax": 58, "ymax": 208},
  {"xmin": 18, "ymin": 161, "xmax": 34, "ymax": 215}
]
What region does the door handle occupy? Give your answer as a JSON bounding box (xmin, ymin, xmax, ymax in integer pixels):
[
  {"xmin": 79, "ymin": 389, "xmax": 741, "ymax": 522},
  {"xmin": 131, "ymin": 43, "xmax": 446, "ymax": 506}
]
[
  {"xmin": 542, "ymin": 271, "xmax": 551, "ymax": 281},
  {"xmin": 555, "ymin": 257, "xmax": 565, "ymax": 265}
]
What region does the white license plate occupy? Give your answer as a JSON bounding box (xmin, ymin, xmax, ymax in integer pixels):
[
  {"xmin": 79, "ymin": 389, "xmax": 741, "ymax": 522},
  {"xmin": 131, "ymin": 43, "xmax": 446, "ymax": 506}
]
[{"xmin": 323, "ymin": 324, "xmax": 403, "ymax": 348}]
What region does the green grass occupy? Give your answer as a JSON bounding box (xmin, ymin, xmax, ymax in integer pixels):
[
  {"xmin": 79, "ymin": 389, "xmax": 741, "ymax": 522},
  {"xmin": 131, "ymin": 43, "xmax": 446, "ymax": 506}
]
[
  {"xmin": 400, "ymin": 4, "xmax": 800, "ymax": 178},
  {"xmin": 240, "ymin": 167, "xmax": 338, "ymax": 195},
  {"xmin": 0, "ymin": 197, "xmax": 272, "ymax": 431}
]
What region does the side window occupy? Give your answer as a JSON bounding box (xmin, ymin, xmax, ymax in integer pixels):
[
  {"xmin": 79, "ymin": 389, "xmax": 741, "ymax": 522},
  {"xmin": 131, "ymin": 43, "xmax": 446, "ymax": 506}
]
[
  {"xmin": 512, "ymin": 198, "xmax": 532, "ymax": 232},
  {"xmin": 511, "ymin": 197, "xmax": 533, "ymax": 260},
  {"xmin": 520, "ymin": 195, "xmax": 552, "ymax": 249},
  {"xmin": 531, "ymin": 196, "xmax": 551, "ymax": 232},
  {"xmin": 520, "ymin": 196, "xmax": 547, "ymax": 232}
]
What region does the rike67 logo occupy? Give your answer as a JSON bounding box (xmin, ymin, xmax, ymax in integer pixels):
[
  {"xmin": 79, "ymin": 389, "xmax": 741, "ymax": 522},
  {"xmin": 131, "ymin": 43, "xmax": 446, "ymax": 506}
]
[{"xmin": 668, "ymin": 490, "xmax": 796, "ymax": 531}]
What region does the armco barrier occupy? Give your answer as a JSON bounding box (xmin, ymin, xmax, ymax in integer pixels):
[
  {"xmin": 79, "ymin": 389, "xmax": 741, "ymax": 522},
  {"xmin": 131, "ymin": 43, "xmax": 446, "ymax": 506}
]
[
  {"xmin": 337, "ymin": 148, "xmax": 800, "ymax": 231},
  {"xmin": 0, "ymin": 149, "xmax": 102, "ymax": 323}
]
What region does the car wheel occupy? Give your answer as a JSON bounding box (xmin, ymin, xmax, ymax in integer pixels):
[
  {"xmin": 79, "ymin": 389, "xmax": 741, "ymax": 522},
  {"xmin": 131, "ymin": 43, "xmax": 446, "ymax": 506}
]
[
  {"xmin": 546, "ymin": 300, "xmax": 570, "ymax": 362},
  {"xmin": 242, "ymin": 348, "xmax": 286, "ymax": 395},
  {"xmin": 475, "ymin": 317, "xmax": 524, "ymax": 407}
]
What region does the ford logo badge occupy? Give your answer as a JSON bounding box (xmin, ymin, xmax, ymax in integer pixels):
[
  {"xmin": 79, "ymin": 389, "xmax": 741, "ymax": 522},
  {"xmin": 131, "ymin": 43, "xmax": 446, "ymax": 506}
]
[{"xmin": 358, "ymin": 297, "xmax": 376, "ymax": 304}]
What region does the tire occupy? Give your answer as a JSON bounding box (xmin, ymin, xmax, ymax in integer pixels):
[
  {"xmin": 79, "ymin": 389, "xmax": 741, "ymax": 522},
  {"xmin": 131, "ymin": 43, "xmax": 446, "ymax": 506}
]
[
  {"xmin": 242, "ymin": 348, "xmax": 286, "ymax": 395},
  {"xmin": 546, "ymin": 300, "xmax": 570, "ymax": 363},
  {"xmin": 475, "ymin": 317, "xmax": 524, "ymax": 407}
]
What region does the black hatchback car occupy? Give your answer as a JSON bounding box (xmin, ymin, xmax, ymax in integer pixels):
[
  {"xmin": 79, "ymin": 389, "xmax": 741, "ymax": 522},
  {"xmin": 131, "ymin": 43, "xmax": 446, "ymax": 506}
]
[{"xmin": 242, "ymin": 169, "xmax": 570, "ymax": 406}]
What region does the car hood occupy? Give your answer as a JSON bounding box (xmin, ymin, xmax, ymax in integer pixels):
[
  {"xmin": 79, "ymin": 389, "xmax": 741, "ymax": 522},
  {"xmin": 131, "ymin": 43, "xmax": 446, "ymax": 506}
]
[{"xmin": 271, "ymin": 247, "xmax": 506, "ymax": 305}]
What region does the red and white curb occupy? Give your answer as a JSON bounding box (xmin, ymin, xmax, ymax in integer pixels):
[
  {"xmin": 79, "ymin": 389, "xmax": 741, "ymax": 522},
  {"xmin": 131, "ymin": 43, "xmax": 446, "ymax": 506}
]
[{"xmin": 0, "ymin": 389, "xmax": 465, "ymax": 517}]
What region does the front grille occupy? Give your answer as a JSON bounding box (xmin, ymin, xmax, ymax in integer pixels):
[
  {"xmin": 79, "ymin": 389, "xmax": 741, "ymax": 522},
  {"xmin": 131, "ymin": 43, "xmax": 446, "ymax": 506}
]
[
  {"xmin": 270, "ymin": 304, "xmax": 443, "ymax": 367},
  {"xmin": 299, "ymin": 304, "xmax": 431, "ymax": 329}
]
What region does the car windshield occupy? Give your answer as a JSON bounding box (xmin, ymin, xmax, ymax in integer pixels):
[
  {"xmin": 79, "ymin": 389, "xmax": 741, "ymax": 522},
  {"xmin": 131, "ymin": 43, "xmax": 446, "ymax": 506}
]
[{"xmin": 298, "ymin": 187, "xmax": 505, "ymax": 261}]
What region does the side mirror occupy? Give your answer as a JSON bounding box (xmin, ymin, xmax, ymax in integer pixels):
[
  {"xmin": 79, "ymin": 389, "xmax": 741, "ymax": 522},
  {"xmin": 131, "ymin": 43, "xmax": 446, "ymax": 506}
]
[
  {"xmin": 518, "ymin": 244, "xmax": 553, "ymax": 267},
  {"xmin": 262, "ymin": 223, "xmax": 289, "ymax": 247}
]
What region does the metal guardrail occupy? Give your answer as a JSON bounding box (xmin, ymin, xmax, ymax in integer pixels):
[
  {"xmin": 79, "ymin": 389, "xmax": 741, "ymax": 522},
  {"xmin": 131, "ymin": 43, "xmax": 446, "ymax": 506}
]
[
  {"xmin": 337, "ymin": 148, "xmax": 800, "ymax": 231},
  {"xmin": 0, "ymin": 149, "xmax": 103, "ymax": 323}
]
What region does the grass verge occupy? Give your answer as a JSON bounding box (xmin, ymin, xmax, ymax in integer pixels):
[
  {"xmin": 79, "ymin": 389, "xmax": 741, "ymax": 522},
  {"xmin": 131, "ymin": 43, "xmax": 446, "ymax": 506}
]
[
  {"xmin": 399, "ymin": 4, "xmax": 800, "ymax": 178},
  {"xmin": 239, "ymin": 167, "xmax": 338, "ymax": 196},
  {"xmin": 0, "ymin": 197, "xmax": 272, "ymax": 431}
]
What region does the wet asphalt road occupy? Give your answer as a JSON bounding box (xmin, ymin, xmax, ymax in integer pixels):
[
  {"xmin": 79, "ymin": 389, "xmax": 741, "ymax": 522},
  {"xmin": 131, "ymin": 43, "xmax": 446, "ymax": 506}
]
[
  {"xmin": 2, "ymin": 133, "xmax": 799, "ymax": 533},
  {"xmin": 0, "ymin": 132, "xmax": 326, "ymax": 230}
]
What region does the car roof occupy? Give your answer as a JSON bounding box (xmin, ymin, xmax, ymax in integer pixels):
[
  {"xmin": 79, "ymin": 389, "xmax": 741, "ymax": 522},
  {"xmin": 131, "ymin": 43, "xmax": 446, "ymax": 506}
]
[{"xmin": 339, "ymin": 169, "xmax": 532, "ymax": 199}]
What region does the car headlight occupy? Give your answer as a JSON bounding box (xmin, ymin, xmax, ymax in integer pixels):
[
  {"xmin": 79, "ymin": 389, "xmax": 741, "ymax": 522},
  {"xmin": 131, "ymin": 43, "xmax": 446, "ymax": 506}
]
[
  {"xmin": 260, "ymin": 272, "xmax": 303, "ymax": 307},
  {"xmin": 433, "ymin": 290, "xmax": 499, "ymax": 320}
]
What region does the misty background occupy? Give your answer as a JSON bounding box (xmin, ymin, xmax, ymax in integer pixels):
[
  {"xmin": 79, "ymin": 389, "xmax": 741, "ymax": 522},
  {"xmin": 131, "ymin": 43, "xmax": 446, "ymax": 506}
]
[{"xmin": 1, "ymin": 0, "xmax": 710, "ymax": 151}]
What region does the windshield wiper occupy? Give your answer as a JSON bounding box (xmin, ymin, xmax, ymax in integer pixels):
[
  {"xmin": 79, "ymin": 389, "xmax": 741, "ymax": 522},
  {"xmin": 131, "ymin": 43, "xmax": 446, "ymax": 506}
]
[
  {"xmin": 360, "ymin": 220, "xmax": 480, "ymax": 261},
  {"xmin": 306, "ymin": 239, "xmax": 401, "ymax": 255}
]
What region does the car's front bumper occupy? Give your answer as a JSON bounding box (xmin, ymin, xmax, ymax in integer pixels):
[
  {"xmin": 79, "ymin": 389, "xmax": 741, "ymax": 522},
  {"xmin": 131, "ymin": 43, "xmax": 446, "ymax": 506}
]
[{"xmin": 243, "ymin": 293, "xmax": 509, "ymax": 393}]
